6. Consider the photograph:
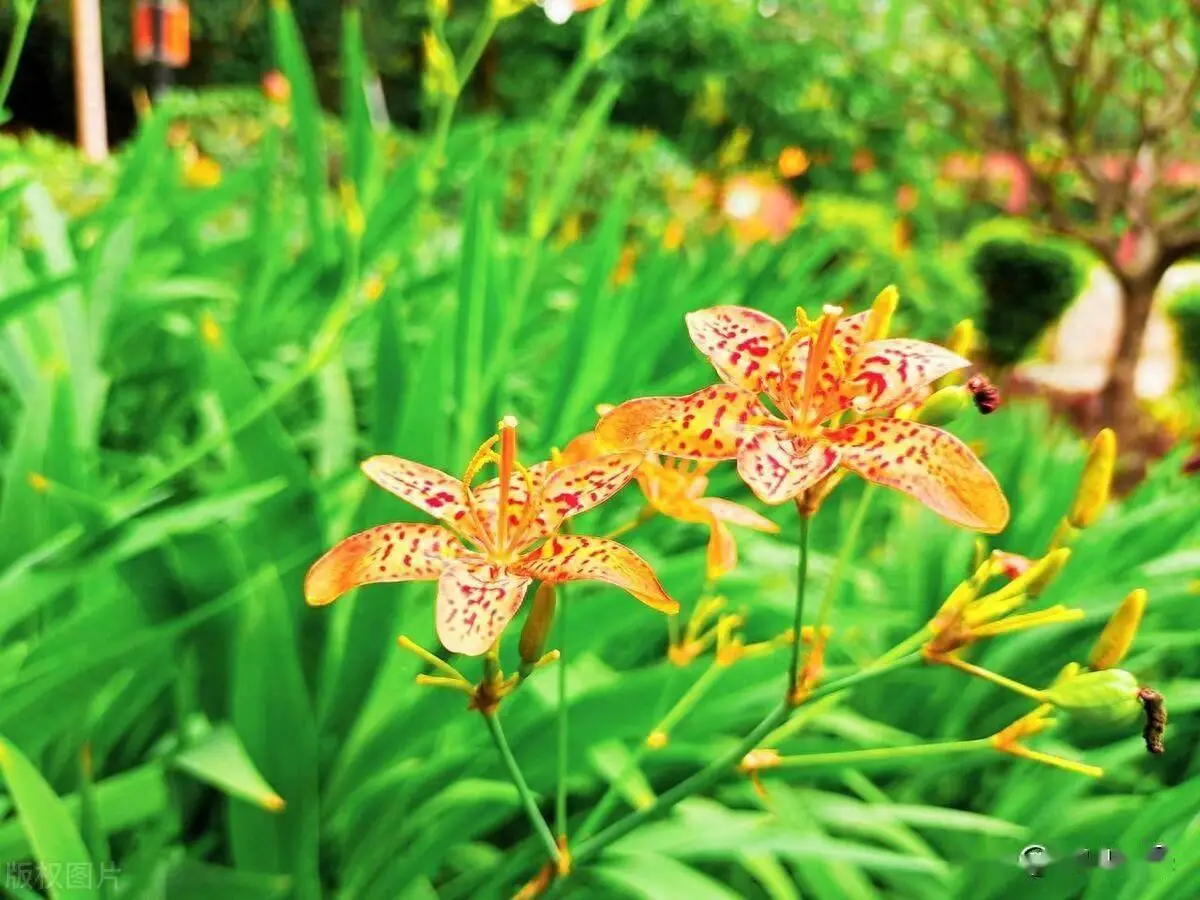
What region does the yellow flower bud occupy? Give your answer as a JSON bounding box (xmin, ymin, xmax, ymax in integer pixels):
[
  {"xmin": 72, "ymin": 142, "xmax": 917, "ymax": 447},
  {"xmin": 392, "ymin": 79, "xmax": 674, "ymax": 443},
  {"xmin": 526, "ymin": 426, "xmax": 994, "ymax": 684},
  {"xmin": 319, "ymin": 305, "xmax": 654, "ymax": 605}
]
[
  {"xmin": 946, "ymin": 318, "xmax": 975, "ymax": 359},
  {"xmin": 912, "ymin": 385, "xmax": 971, "ymax": 427},
  {"xmin": 492, "ymin": 0, "xmax": 532, "ymax": 18},
  {"xmin": 518, "ymin": 582, "xmax": 557, "ymax": 669},
  {"xmin": 1043, "ymin": 668, "xmax": 1141, "ymax": 730},
  {"xmin": 422, "ymin": 31, "xmax": 458, "ymax": 99},
  {"xmin": 981, "ymin": 548, "xmax": 1070, "ymax": 607},
  {"xmin": 864, "ymin": 284, "xmax": 899, "ymax": 342},
  {"xmin": 1068, "ymin": 429, "xmax": 1116, "ymax": 528},
  {"xmin": 1088, "ymin": 588, "xmax": 1147, "ymax": 671}
]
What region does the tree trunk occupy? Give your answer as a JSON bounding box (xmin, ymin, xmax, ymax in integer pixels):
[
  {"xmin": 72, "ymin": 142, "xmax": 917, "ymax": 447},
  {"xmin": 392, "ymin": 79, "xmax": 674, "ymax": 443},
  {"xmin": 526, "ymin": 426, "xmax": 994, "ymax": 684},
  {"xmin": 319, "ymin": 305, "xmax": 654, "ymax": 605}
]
[{"xmin": 1099, "ymin": 272, "xmax": 1157, "ymax": 449}]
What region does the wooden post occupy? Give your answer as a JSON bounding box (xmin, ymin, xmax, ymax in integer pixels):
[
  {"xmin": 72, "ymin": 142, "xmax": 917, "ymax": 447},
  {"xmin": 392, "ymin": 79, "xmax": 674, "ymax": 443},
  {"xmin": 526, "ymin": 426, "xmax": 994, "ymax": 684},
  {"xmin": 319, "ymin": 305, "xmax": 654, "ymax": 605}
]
[{"xmin": 72, "ymin": 0, "xmax": 109, "ymax": 160}]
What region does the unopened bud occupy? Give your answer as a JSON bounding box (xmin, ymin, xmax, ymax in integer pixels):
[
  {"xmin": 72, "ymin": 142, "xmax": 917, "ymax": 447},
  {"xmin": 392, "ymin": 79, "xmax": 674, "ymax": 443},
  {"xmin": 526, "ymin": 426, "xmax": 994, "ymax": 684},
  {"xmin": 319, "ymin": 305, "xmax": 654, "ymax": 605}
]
[
  {"xmin": 864, "ymin": 285, "xmax": 899, "ymax": 342},
  {"xmin": 985, "ymin": 548, "xmax": 1071, "ymax": 605},
  {"xmin": 1044, "ymin": 668, "xmax": 1142, "ymax": 730},
  {"xmin": 492, "ymin": 0, "xmax": 531, "ymax": 18},
  {"xmin": 519, "ymin": 582, "xmax": 557, "ymax": 669},
  {"xmin": 1137, "ymin": 687, "xmax": 1167, "ymax": 754},
  {"xmin": 947, "ymin": 319, "xmax": 975, "ymax": 360},
  {"xmin": 1069, "ymin": 429, "xmax": 1116, "ymax": 528},
  {"xmin": 422, "ymin": 31, "xmax": 458, "ymax": 98},
  {"xmin": 645, "ymin": 730, "xmax": 668, "ymax": 750},
  {"xmin": 1088, "ymin": 589, "xmax": 1147, "ymax": 671},
  {"xmin": 738, "ymin": 748, "xmax": 782, "ymax": 774},
  {"xmin": 1051, "ymin": 661, "xmax": 1081, "ymax": 687},
  {"xmin": 913, "ymin": 385, "xmax": 971, "ymax": 426}
]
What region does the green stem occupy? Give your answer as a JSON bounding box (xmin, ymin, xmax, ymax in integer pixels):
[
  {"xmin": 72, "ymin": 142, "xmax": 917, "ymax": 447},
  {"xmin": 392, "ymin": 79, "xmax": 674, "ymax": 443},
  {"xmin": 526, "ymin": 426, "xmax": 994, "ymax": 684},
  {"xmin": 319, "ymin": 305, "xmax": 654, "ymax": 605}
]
[
  {"xmin": 813, "ymin": 485, "xmax": 877, "ymax": 636},
  {"xmin": 420, "ymin": 12, "xmax": 499, "ymax": 193},
  {"xmin": 786, "ymin": 515, "xmax": 812, "ymax": 698},
  {"xmin": 0, "ymin": 1, "xmax": 36, "ymax": 116},
  {"xmin": 571, "ymin": 653, "xmax": 920, "ymax": 865},
  {"xmin": 574, "ymin": 663, "xmax": 682, "ymax": 843},
  {"xmin": 648, "ymin": 661, "xmax": 725, "ymax": 740},
  {"xmin": 482, "ymin": 712, "xmax": 562, "ymax": 867},
  {"xmin": 772, "ymin": 738, "xmax": 990, "ymax": 771},
  {"xmin": 555, "ymin": 589, "xmax": 569, "ymax": 840}
]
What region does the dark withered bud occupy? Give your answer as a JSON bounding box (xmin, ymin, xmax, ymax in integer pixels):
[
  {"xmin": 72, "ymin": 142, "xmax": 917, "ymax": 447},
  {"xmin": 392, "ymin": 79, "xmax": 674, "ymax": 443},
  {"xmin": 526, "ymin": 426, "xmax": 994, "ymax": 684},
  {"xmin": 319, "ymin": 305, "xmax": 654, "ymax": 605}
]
[
  {"xmin": 966, "ymin": 374, "xmax": 1002, "ymax": 415},
  {"xmin": 1182, "ymin": 452, "xmax": 1200, "ymax": 476},
  {"xmin": 1138, "ymin": 687, "xmax": 1167, "ymax": 755}
]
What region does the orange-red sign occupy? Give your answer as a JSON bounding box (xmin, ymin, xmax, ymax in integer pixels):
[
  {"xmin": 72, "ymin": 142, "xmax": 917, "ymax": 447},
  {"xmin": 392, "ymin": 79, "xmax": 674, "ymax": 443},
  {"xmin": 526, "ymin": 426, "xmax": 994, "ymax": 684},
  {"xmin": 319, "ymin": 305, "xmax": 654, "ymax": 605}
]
[{"xmin": 133, "ymin": 1, "xmax": 190, "ymax": 67}]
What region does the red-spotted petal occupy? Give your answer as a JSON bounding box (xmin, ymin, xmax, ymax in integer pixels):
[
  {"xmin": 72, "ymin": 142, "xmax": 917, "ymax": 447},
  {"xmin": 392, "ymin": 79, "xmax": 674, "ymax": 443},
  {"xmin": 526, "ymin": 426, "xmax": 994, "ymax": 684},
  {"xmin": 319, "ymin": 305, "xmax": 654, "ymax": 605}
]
[
  {"xmin": 698, "ymin": 497, "xmax": 780, "ymax": 533},
  {"xmin": 537, "ymin": 451, "xmax": 643, "ymax": 535},
  {"xmin": 685, "ymin": 306, "xmax": 787, "ymax": 391},
  {"xmin": 515, "ymin": 534, "xmax": 678, "ymax": 613},
  {"xmin": 595, "ymin": 385, "xmax": 770, "ymax": 460},
  {"xmin": 304, "ymin": 523, "xmax": 460, "ymax": 606},
  {"xmin": 736, "ymin": 430, "xmax": 841, "ymax": 504},
  {"xmin": 840, "ymin": 339, "xmax": 969, "ymax": 414},
  {"xmin": 825, "ymin": 418, "xmax": 1010, "ymax": 533},
  {"xmin": 435, "ymin": 557, "xmax": 532, "ymax": 655},
  {"xmin": 360, "ymin": 456, "xmax": 475, "ymax": 528}
]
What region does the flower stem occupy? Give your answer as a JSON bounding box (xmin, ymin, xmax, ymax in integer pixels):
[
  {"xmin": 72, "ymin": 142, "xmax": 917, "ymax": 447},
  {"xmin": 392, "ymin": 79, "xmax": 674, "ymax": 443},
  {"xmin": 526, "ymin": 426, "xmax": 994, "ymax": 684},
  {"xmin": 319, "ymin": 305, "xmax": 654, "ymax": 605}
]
[
  {"xmin": 647, "ymin": 661, "xmax": 725, "ymax": 741},
  {"xmin": 574, "ymin": 664, "xmax": 682, "ymax": 843},
  {"xmin": 482, "ymin": 711, "xmax": 561, "ymax": 867},
  {"xmin": 571, "ymin": 652, "xmax": 920, "ymax": 865},
  {"xmin": 786, "ymin": 515, "xmax": 812, "ymax": 701},
  {"xmin": 937, "ymin": 654, "xmax": 1049, "ymax": 703},
  {"xmin": 555, "ymin": 589, "xmax": 569, "ymax": 840},
  {"xmin": 772, "ymin": 738, "xmax": 990, "ymax": 771},
  {"xmin": 813, "ymin": 485, "xmax": 877, "ymax": 637}
]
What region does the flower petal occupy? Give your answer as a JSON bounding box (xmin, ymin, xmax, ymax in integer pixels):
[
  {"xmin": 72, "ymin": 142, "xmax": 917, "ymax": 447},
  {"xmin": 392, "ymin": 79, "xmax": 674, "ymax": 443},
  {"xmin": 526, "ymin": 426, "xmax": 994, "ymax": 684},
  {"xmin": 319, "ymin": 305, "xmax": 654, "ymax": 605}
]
[
  {"xmin": 685, "ymin": 306, "xmax": 787, "ymax": 391},
  {"xmin": 304, "ymin": 523, "xmax": 459, "ymax": 606},
  {"xmin": 595, "ymin": 385, "xmax": 769, "ymax": 460},
  {"xmin": 825, "ymin": 418, "xmax": 1010, "ymax": 533},
  {"xmin": 840, "ymin": 339, "xmax": 969, "ymax": 414},
  {"xmin": 736, "ymin": 430, "xmax": 841, "ymax": 504},
  {"xmin": 705, "ymin": 517, "xmax": 739, "ymax": 581},
  {"xmin": 698, "ymin": 497, "xmax": 780, "ymax": 533},
  {"xmin": 436, "ymin": 558, "xmax": 532, "ymax": 655},
  {"xmin": 516, "ymin": 534, "xmax": 678, "ymax": 613},
  {"xmin": 538, "ymin": 451, "xmax": 644, "ymax": 534},
  {"xmin": 360, "ymin": 456, "xmax": 475, "ymax": 527}
]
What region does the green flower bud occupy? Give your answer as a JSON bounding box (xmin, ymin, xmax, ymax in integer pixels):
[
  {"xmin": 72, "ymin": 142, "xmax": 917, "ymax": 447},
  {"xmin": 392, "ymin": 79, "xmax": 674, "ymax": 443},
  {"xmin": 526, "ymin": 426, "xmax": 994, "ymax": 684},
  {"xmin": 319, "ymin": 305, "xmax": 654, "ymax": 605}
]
[
  {"xmin": 913, "ymin": 385, "xmax": 971, "ymax": 427},
  {"xmin": 519, "ymin": 582, "xmax": 557, "ymax": 671},
  {"xmin": 1044, "ymin": 668, "xmax": 1141, "ymax": 730}
]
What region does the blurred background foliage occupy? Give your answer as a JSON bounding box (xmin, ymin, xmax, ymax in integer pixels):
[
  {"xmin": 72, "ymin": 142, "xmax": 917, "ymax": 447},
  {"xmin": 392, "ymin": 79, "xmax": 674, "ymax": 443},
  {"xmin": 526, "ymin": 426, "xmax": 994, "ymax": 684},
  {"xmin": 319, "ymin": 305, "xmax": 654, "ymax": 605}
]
[{"xmin": 1, "ymin": 0, "xmax": 1199, "ymax": 899}]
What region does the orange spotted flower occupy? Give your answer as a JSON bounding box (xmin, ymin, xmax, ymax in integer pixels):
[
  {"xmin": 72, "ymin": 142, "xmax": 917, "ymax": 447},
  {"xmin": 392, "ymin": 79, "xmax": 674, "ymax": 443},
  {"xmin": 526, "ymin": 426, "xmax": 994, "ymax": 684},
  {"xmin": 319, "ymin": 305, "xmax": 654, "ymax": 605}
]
[
  {"xmin": 559, "ymin": 430, "xmax": 779, "ymax": 580},
  {"xmin": 595, "ymin": 303, "xmax": 1009, "ymax": 532},
  {"xmin": 305, "ymin": 418, "xmax": 678, "ymax": 656}
]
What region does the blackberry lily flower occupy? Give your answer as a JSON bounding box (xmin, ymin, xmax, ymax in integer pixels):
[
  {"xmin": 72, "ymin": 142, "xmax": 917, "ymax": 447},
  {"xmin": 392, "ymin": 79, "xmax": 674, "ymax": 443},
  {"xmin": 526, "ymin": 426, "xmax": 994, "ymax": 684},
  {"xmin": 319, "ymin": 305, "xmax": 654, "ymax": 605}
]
[
  {"xmin": 305, "ymin": 418, "xmax": 678, "ymax": 655},
  {"xmin": 596, "ymin": 303, "xmax": 1009, "ymax": 532}
]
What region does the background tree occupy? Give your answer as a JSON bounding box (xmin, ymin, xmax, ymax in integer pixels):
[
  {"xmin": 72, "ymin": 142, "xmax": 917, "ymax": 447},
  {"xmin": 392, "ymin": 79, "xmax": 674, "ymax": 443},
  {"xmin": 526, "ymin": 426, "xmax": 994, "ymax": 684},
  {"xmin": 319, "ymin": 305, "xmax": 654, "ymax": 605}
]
[{"xmin": 806, "ymin": 0, "xmax": 1200, "ymax": 448}]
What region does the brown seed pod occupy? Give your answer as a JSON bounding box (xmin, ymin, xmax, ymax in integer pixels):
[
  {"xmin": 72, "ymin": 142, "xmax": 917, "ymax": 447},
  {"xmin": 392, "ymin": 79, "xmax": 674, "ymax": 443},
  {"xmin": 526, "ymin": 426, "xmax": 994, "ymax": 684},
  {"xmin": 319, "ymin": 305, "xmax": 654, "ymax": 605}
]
[{"xmin": 966, "ymin": 374, "xmax": 1002, "ymax": 415}]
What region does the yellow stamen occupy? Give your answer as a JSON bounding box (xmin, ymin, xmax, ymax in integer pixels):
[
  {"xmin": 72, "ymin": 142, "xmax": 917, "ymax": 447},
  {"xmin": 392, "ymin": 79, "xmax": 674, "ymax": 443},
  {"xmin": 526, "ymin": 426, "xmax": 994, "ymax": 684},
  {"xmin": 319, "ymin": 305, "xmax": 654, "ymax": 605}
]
[
  {"xmin": 461, "ymin": 436, "xmax": 501, "ymax": 553},
  {"xmin": 798, "ymin": 305, "xmax": 842, "ymax": 425}
]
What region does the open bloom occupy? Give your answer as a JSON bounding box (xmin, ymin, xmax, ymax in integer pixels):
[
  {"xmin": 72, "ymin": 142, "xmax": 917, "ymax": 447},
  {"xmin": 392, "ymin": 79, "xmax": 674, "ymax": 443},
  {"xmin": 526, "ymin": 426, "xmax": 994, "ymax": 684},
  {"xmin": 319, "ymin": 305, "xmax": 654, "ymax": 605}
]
[
  {"xmin": 596, "ymin": 302, "xmax": 1009, "ymax": 532},
  {"xmin": 559, "ymin": 430, "xmax": 778, "ymax": 580},
  {"xmin": 305, "ymin": 418, "xmax": 678, "ymax": 656}
]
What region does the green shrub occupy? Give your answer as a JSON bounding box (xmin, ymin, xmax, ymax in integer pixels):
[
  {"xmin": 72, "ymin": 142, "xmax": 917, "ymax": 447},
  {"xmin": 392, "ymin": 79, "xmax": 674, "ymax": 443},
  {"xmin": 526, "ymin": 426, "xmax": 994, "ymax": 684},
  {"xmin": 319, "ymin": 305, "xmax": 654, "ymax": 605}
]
[
  {"xmin": 1167, "ymin": 284, "xmax": 1200, "ymax": 375},
  {"xmin": 803, "ymin": 193, "xmax": 980, "ymax": 337},
  {"xmin": 965, "ymin": 219, "xmax": 1085, "ymax": 367}
]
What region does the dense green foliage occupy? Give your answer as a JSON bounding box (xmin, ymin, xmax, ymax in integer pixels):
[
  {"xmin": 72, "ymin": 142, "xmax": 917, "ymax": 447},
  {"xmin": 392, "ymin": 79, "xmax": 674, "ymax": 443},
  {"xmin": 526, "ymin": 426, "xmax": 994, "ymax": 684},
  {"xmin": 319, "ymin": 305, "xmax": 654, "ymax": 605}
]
[
  {"xmin": 1168, "ymin": 286, "xmax": 1200, "ymax": 375},
  {"xmin": 966, "ymin": 221, "xmax": 1086, "ymax": 368},
  {"xmin": 1, "ymin": 3, "xmax": 1198, "ymax": 900}
]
